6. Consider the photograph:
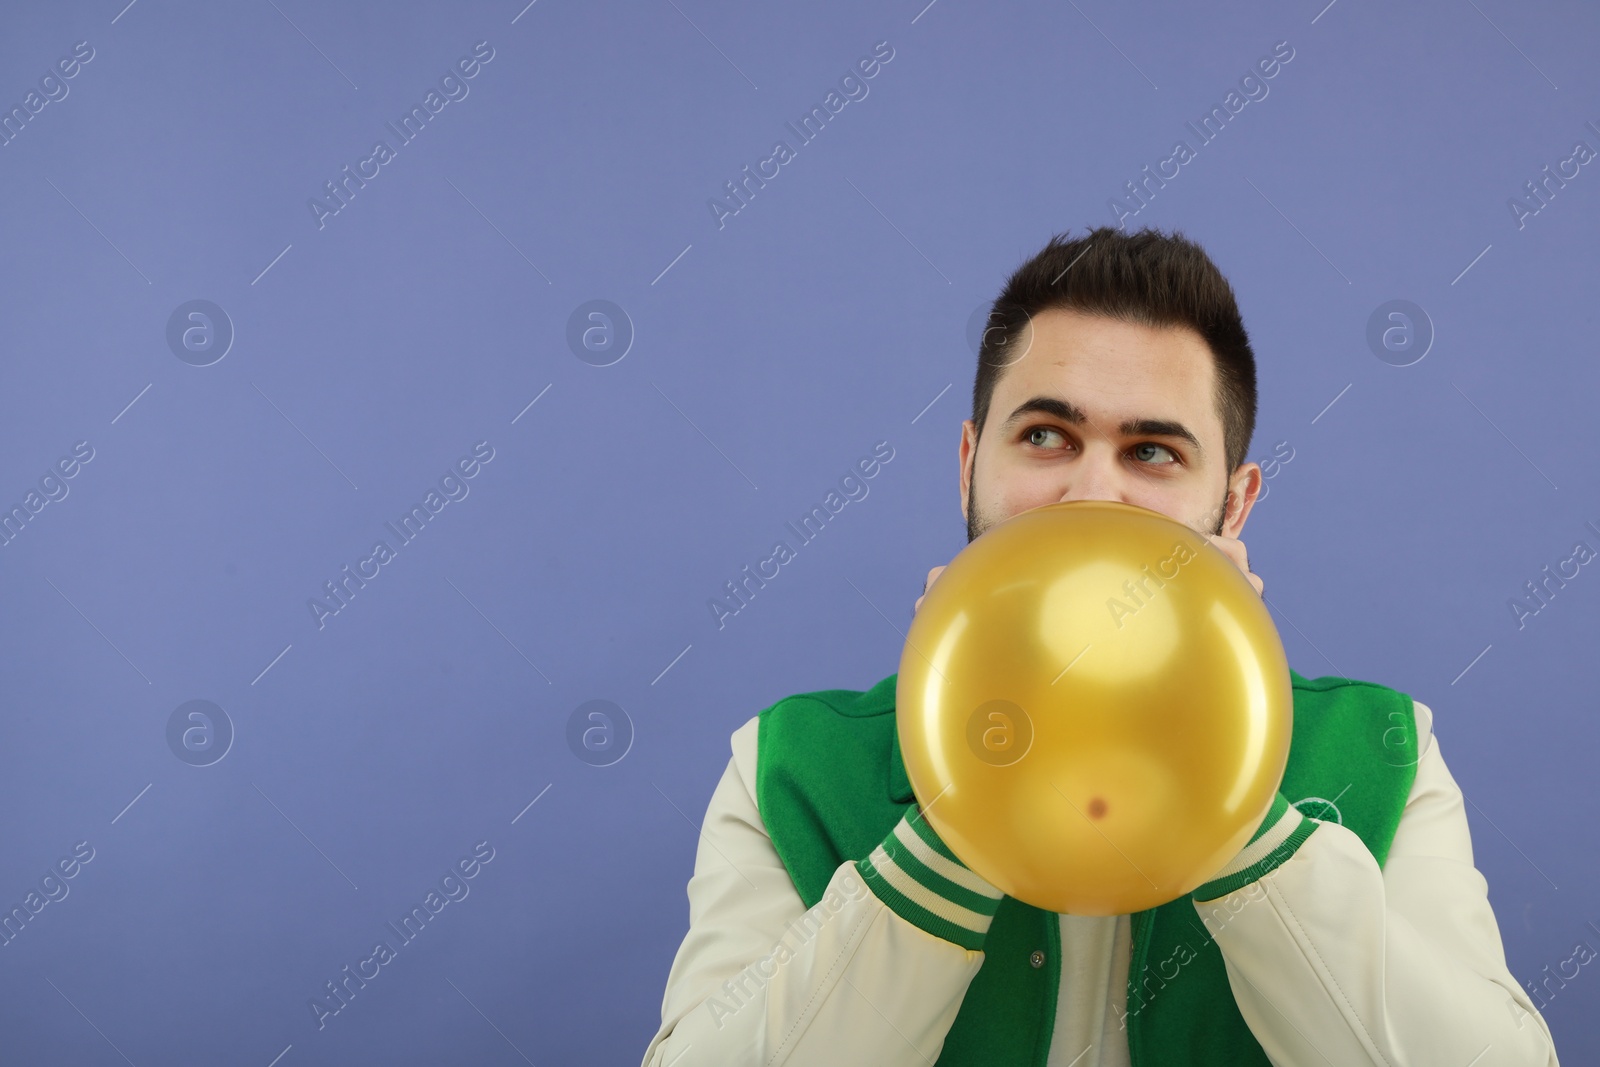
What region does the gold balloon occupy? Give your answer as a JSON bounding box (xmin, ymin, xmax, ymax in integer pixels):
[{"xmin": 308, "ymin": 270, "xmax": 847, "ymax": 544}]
[{"xmin": 896, "ymin": 500, "xmax": 1293, "ymax": 915}]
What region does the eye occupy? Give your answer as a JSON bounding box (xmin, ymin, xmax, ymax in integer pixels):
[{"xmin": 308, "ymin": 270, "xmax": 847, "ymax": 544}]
[
  {"xmin": 1132, "ymin": 442, "xmax": 1180, "ymax": 465},
  {"xmin": 1025, "ymin": 426, "xmax": 1067, "ymax": 449}
]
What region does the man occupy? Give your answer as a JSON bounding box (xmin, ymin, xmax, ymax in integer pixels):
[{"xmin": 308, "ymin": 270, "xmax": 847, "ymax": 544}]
[{"xmin": 641, "ymin": 227, "xmax": 1561, "ymax": 1065}]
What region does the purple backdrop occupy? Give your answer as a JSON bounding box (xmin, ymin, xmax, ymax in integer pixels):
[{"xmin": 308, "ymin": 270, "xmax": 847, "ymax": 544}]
[{"xmin": 0, "ymin": 0, "xmax": 1595, "ymax": 1062}]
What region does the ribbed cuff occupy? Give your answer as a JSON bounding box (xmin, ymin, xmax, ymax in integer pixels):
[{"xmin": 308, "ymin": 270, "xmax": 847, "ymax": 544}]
[
  {"xmin": 1190, "ymin": 792, "xmax": 1320, "ymax": 902},
  {"xmin": 856, "ymin": 808, "xmax": 1003, "ymax": 951}
]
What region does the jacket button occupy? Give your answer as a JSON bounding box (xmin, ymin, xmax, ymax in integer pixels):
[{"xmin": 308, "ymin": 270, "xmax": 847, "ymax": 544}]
[{"xmin": 1029, "ymin": 949, "xmax": 1045, "ymax": 969}]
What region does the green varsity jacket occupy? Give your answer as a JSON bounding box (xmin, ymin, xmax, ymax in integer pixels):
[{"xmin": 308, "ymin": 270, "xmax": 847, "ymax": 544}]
[{"xmin": 754, "ymin": 668, "xmax": 1419, "ymax": 1066}]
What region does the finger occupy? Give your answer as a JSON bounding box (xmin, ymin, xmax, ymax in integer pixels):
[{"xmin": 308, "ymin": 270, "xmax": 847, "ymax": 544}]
[
  {"xmin": 1208, "ymin": 534, "xmax": 1246, "ymax": 568},
  {"xmin": 1206, "ymin": 535, "xmax": 1257, "ymax": 587},
  {"xmin": 915, "ymin": 566, "xmax": 947, "ymax": 615}
]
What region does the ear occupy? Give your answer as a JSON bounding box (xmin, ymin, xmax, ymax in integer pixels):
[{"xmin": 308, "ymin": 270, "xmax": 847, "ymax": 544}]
[
  {"xmin": 959, "ymin": 419, "xmax": 978, "ymax": 522},
  {"xmin": 1221, "ymin": 463, "xmax": 1263, "ymax": 536}
]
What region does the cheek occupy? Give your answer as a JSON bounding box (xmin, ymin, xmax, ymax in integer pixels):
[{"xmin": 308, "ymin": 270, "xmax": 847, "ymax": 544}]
[
  {"xmin": 1108, "ymin": 489, "xmax": 1201, "ymax": 531},
  {"xmin": 972, "ymin": 441, "xmax": 1066, "ymax": 519},
  {"xmin": 984, "ymin": 467, "xmax": 1063, "ymax": 516}
]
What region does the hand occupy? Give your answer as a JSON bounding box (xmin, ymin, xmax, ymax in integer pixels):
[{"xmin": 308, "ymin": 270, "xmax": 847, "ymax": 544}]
[
  {"xmin": 913, "ymin": 564, "xmax": 947, "ymax": 615},
  {"xmin": 1205, "ymin": 532, "xmax": 1263, "ymax": 597}
]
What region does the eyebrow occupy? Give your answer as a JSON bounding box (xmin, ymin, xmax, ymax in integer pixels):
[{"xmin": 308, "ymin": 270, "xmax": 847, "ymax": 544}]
[{"xmin": 998, "ymin": 395, "xmax": 1205, "ymax": 459}]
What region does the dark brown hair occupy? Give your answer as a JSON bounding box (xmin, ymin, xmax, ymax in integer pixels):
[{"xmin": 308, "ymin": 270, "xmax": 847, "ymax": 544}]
[{"xmin": 973, "ymin": 226, "xmax": 1257, "ymax": 477}]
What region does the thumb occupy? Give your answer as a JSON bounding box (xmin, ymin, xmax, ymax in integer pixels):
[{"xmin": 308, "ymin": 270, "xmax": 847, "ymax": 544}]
[{"xmin": 913, "ymin": 565, "xmax": 947, "ymax": 615}]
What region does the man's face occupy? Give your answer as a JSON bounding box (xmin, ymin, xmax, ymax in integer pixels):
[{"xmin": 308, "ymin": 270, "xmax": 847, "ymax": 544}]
[{"xmin": 959, "ymin": 307, "xmax": 1262, "ymax": 543}]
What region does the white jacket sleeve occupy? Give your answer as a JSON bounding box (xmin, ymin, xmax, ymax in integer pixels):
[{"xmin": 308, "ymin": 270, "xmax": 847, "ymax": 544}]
[
  {"xmin": 1192, "ymin": 699, "xmax": 1561, "ymax": 1066},
  {"xmin": 640, "ymin": 716, "xmax": 1003, "ymax": 1067}
]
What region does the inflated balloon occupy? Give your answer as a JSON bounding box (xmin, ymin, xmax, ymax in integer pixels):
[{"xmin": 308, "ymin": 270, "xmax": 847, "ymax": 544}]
[{"xmin": 896, "ymin": 500, "xmax": 1292, "ymax": 915}]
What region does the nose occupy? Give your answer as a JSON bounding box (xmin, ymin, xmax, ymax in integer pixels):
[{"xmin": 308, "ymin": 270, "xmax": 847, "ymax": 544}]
[{"xmin": 1057, "ymin": 454, "xmax": 1129, "ymax": 507}]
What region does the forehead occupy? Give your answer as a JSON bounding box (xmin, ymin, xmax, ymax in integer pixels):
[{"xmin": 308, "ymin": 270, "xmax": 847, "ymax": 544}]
[{"xmin": 993, "ymin": 307, "xmax": 1221, "ymax": 436}]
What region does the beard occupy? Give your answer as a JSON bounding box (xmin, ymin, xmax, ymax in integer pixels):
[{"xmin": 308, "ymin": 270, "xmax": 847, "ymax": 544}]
[{"xmin": 965, "ymin": 469, "xmax": 1231, "ymax": 543}]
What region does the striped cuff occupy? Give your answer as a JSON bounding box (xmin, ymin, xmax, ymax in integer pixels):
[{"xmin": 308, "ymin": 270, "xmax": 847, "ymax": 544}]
[
  {"xmin": 855, "ymin": 809, "xmax": 1003, "ymax": 951},
  {"xmin": 1190, "ymin": 792, "xmax": 1320, "ymax": 903}
]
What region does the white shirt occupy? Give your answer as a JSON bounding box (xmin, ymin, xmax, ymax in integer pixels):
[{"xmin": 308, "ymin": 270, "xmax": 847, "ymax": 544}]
[{"xmin": 641, "ymin": 698, "xmax": 1560, "ymax": 1066}]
